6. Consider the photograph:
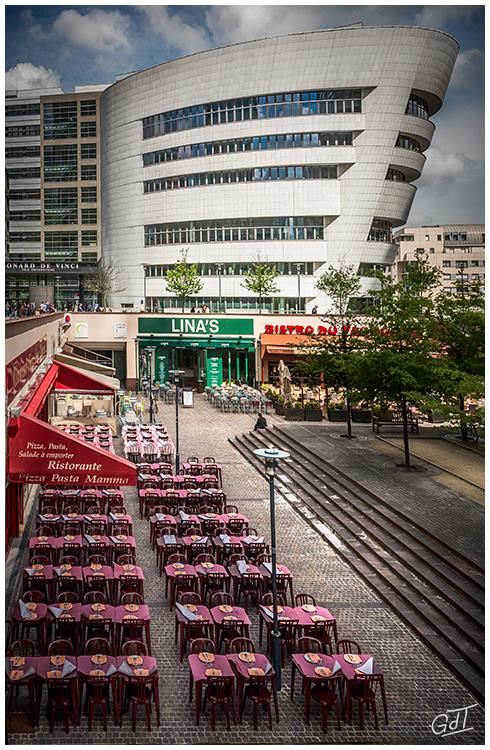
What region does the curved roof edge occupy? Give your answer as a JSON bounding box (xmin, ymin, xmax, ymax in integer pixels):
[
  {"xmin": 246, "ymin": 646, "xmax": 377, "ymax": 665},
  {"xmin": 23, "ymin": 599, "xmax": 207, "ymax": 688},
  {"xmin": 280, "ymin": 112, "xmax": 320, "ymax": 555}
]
[{"xmin": 102, "ymin": 24, "xmax": 460, "ymax": 96}]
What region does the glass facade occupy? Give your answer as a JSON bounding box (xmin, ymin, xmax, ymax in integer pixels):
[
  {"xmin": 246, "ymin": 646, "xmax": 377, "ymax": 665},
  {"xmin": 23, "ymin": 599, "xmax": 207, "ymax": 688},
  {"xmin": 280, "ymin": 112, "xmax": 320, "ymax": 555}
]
[
  {"xmin": 6, "ymin": 102, "xmax": 40, "ymax": 117},
  {"xmin": 5, "ymin": 274, "xmax": 85, "ymax": 308},
  {"xmin": 143, "ymin": 89, "xmax": 362, "ymax": 139},
  {"xmin": 43, "ymin": 144, "xmax": 78, "ymax": 181},
  {"xmin": 81, "ymin": 143, "xmax": 96, "ymax": 159},
  {"xmin": 145, "ymin": 216, "xmax": 324, "ymax": 246},
  {"xmin": 149, "ymin": 296, "xmax": 306, "ymax": 312},
  {"xmin": 144, "ymin": 164, "xmax": 339, "ymax": 193},
  {"xmin": 44, "ymin": 188, "xmax": 78, "ymax": 225},
  {"xmin": 80, "ymin": 121, "xmax": 96, "ymax": 138},
  {"xmin": 396, "ymin": 134, "xmax": 421, "ymax": 151},
  {"xmin": 81, "ymin": 164, "xmax": 96, "ymax": 181},
  {"xmin": 44, "ymin": 231, "xmax": 78, "ymax": 261},
  {"xmin": 9, "ymin": 210, "xmax": 40, "ymax": 222},
  {"xmin": 143, "ymin": 131, "xmax": 354, "ymax": 165},
  {"xmin": 386, "ymin": 168, "xmax": 406, "ymax": 182},
  {"xmin": 9, "ymin": 232, "xmax": 41, "ymax": 242},
  {"xmin": 81, "ymin": 186, "xmax": 97, "ymax": 202},
  {"xmin": 7, "ymin": 167, "xmax": 41, "ymax": 179},
  {"xmin": 43, "ymin": 102, "xmax": 77, "ymax": 139},
  {"xmin": 405, "ymin": 94, "xmax": 429, "ymax": 120},
  {"xmin": 10, "ymin": 189, "xmax": 40, "ymax": 201},
  {"xmin": 80, "ymin": 99, "xmax": 97, "ymax": 116},
  {"xmin": 81, "ymin": 230, "xmax": 97, "ymax": 246},
  {"xmin": 6, "ymin": 146, "xmax": 40, "ymax": 159},
  {"xmin": 6, "ymin": 124, "xmax": 40, "ymax": 138},
  {"xmin": 368, "ymin": 219, "xmax": 394, "ymax": 243},
  {"xmin": 145, "ymin": 261, "xmax": 315, "ymax": 276},
  {"xmin": 81, "ymin": 208, "xmax": 97, "ymax": 224}
]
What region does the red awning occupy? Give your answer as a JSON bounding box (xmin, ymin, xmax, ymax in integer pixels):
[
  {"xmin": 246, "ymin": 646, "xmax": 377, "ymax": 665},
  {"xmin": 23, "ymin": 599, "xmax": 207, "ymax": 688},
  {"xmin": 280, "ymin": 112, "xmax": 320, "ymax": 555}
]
[
  {"xmin": 24, "ymin": 364, "xmax": 59, "ymax": 417},
  {"xmin": 54, "ymin": 361, "xmax": 117, "ymax": 392},
  {"xmin": 8, "ymin": 413, "xmax": 137, "ymax": 486}
]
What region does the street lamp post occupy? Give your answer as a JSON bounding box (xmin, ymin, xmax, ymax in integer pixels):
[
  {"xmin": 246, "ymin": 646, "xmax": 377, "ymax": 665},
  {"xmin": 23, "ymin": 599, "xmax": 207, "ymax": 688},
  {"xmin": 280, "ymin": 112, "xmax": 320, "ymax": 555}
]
[
  {"xmin": 253, "ymin": 446, "xmax": 290, "ymax": 691},
  {"xmin": 146, "ymin": 346, "xmax": 156, "ymax": 423},
  {"xmin": 216, "ymin": 264, "xmax": 223, "ymax": 313},
  {"xmin": 169, "ymin": 369, "xmax": 185, "ymax": 473},
  {"xmin": 296, "ymin": 263, "xmax": 302, "ymax": 313}
]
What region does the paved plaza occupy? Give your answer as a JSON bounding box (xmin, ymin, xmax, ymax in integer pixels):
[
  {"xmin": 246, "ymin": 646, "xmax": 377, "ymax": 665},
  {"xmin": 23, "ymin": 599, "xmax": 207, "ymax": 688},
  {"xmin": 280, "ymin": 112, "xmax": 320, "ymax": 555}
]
[{"xmin": 7, "ymin": 395, "xmax": 484, "ymax": 744}]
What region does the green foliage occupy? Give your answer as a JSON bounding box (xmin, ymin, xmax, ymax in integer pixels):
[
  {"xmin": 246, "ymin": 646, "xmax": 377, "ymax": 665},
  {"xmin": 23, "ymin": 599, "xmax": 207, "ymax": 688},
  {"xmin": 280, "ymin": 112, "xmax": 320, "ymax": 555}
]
[
  {"xmin": 241, "ymin": 264, "xmax": 279, "ymax": 310},
  {"xmin": 165, "ymin": 249, "xmax": 203, "ymax": 308},
  {"xmin": 315, "ymin": 262, "xmax": 361, "ymax": 317}
]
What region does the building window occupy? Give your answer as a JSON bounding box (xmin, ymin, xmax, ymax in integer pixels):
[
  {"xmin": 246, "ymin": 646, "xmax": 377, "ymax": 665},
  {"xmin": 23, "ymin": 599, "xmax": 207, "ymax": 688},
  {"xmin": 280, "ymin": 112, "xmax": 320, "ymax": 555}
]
[
  {"xmin": 142, "ymin": 88, "xmax": 363, "ymax": 139},
  {"xmin": 81, "ymin": 186, "xmax": 97, "ymax": 203},
  {"xmin": 43, "ymin": 101, "xmax": 77, "ymax": 140},
  {"xmin": 142, "ymin": 131, "xmax": 354, "ymax": 165},
  {"xmin": 81, "ymin": 208, "xmax": 97, "ymax": 224},
  {"xmin": 144, "ymin": 164, "xmax": 339, "ymax": 193},
  {"xmin": 9, "ymin": 189, "xmax": 40, "ymax": 201},
  {"xmin": 80, "ymin": 121, "xmax": 96, "ymax": 138},
  {"xmin": 399, "ymin": 235, "xmax": 414, "ymax": 241},
  {"xmin": 81, "ymin": 252, "xmax": 98, "ymax": 263},
  {"xmin": 6, "ymin": 124, "xmax": 40, "ymax": 138},
  {"xmin": 43, "ymin": 144, "xmax": 78, "ymax": 182},
  {"xmin": 44, "ymin": 231, "xmax": 78, "ymax": 261},
  {"xmin": 10, "ymin": 210, "xmax": 40, "ymax": 222},
  {"xmin": 7, "ymin": 166, "xmax": 40, "ymax": 179},
  {"xmin": 9, "ymin": 231, "xmax": 41, "ymax": 243},
  {"xmin": 395, "ymin": 134, "xmax": 421, "ymax": 152},
  {"xmin": 6, "ymin": 102, "xmax": 40, "ymax": 117},
  {"xmin": 429, "ymin": 248, "xmax": 435, "ymax": 253},
  {"xmin": 145, "ymin": 261, "xmax": 315, "ymax": 277},
  {"xmin": 80, "ymin": 99, "xmax": 97, "ymax": 116},
  {"xmin": 442, "ymin": 260, "xmax": 451, "ymax": 267},
  {"xmin": 368, "ymin": 219, "xmax": 393, "ymax": 243},
  {"xmin": 405, "ymin": 93, "xmax": 429, "ymax": 120},
  {"xmin": 437, "ymin": 234, "xmax": 442, "ymax": 241},
  {"xmin": 144, "ymin": 216, "xmax": 324, "ymax": 246},
  {"xmin": 81, "ymin": 164, "xmax": 96, "ymax": 181},
  {"xmin": 6, "ymin": 146, "xmax": 40, "ymax": 159},
  {"xmin": 44, "ymin": 188, "xmax": 78, "ymax": 225},
  {"xmin": 81, "ymin": 143, "xmax": 96, "ymax": 159},
  {"xmin": 386, "ymin": 168, "xmax": 406, "ymax": 182},
  {"xmin": 81, "ymin": 230, "xmax": 97, "ymax": 246}
]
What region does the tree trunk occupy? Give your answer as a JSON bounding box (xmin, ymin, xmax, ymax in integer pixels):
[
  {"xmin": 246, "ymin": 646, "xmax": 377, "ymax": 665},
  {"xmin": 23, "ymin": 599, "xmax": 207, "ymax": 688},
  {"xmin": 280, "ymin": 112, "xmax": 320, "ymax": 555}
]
[
  {"xmin": 346, "ymin": 396, "xmax": 353, "ymax": 439},
  {"xmin": 401, "ymin": 397, "xmax": 411, "ymax": 468},
  {"xmin": 459, "ymin": 393, "xmax": 468, "ymax": 440}
]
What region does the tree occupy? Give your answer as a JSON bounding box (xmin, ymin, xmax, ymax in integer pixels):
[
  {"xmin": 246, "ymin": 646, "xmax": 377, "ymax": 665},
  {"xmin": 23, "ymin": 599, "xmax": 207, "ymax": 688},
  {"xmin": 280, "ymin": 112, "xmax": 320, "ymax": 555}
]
[
  {"xmin": 433, "ymin": 280, "xmax": 484, "ymax": 439},
  {"xmin": 84, "ymin": 259, "xmax": 126, "ymax": 309},
  {"xmin": 355, "ymin": 256, "xmax": 443, "ymax": 468},
  {"xmin": 165, "ymin": 249, "xmax": 203, "ymax": 311},
  {"xmin": 242, "ymin": 263, "xmax": 279, "ymax": 313},
  {"xmin": 302, "ymin": 263, "xmax": 363, "ymax": 437}
]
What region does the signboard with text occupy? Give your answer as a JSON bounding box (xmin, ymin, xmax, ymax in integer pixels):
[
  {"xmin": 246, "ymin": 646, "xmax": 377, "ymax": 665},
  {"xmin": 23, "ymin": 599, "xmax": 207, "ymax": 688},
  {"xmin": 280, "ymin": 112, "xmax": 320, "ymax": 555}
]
[
  {"xmin": 6, "ymin": 262, "xmax": 96, "ymax": 275},
  {"xmin": 139, "ymin": 317, "xmax": 254, "ymax": 336},
  {"xmin": 6, "ymin": 338, "xmax": 47, "ymax": 405},
  {"xmin": 206, "ymin": 357, "xmax": 223, "ymax": 388}
]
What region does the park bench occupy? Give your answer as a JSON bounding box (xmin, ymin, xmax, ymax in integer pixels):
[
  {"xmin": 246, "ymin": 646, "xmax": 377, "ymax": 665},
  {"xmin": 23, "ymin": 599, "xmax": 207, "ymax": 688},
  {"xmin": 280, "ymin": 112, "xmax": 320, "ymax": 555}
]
[{"xmin": 372, "ymin": 410, "xmax": 419, "ymax": 434}]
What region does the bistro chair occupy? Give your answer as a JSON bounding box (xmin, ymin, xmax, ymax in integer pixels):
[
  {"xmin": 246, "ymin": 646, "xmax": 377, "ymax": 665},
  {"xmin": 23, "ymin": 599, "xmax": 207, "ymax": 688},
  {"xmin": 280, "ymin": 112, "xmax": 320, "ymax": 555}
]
[
  {"xmin": 178, "ymin": 591, "xmax": 202, "ymax": 606},
  {"xmin": 84, "ymin": 674, "xmax": 110, "ymax": 731},
  {"xmin": 202, "ymin": 676, "xmax": 236, "ymax": 731},
  {"xmin": 58, "ymin": 591, "xmax": 79, "ymax": 604},
  {"xmin": 224, "ymin": 504, "xmax": 238, "ymax": 514},
  {"xmin": 48, "ymin": 639, "xmax": 75, "ymax": 656},
  {"xmin": 336, "ymin": 638, "xmax": 362, "ymax": 655},
  {"xmin": 8, "ymin": 639, "xmax": 36, "ymax": 657},
  {"xmin": 190, "ymin": 638, "xmax": 215, "ymax": 655},
  {"xmin": 243, "ymin": 673, "xmax": 279, "ymax": 731},
  {"xmin": 83, "ymin": 591, "xmax": 106, "ymax": 605},
  {"xmin": 121, "ymin": 592, "xmax": 144, "ymax": 606},
  {"xmin": 259, "ymin": 593, "xmax": 286, "ymax": 645},
  {"xmin": 84, "ymin": 637, "xmax": 111, "ymax": 655},
  {"xmin": 23, "ymin": 589, "xmax": 45, "ymax": 603},
  {"xmin": 311, "ymin": 673, "xmax": 343, "ymax": 733},
  {"xmin": 229, "ymin": 637, "xmax": 255, "ymax": 654},
  {"xmin": 211, "ymin": 591, "xmax": 234, "ymax": 607},
  {"xmin": 195, "ymin": 553, "xmax": 215, "ymax": 565},
  {"xmin": 236, "ymin": 570, "xmax": 262, "ymax": 610},
  {"xmin": 295, "ymin": 593, "xmax": 316, "ymax": 607},
  {"xmin": 187, "ymin": 456, "xmax": 200, "ymax": 464},
  {"xmin": 347, "ymin": 673, "xmax": 389, "ymax": 730},
  {"xmin": 218, "ymin": 619, "xmax": 249, "ymax": 654},
  {"xmin": 122, "ymin": 640, "xmax": 148, "ymax": 656},
  {"xmin": 123, "ymin": 672, "xmax": 161, "ymax": 732},
  {"xmin": 297, "ymin": 636, "xmax": 323, "ymax": 654}
]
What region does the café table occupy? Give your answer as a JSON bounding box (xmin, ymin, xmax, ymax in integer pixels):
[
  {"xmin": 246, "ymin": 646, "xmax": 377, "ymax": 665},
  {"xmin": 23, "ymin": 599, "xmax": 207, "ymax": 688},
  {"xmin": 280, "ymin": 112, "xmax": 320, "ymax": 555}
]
[
  {"xmin": 81, "ymin": 603, "xmax": 116, "ymax": 646},
  {"xmin": 113, "ymin": 563, "xmax": 145, "ymax": 601},
  {"xmin": 5, "ymin": 655, "xmax": 40, "ymax": 725},
  {"xmin": 108, "ymin": 511, "xmax": 133, "ymax": 535},
  {"xmin": 76, "ymin": 654, "xmax": 120, "ymax": 723},
  {"xmin": 228, "ymin": 561, "xmax": 263, "ymax": 606},
  {"xmin": 182, "ymin": 463, "xmax": 223, "ymax": 485},
  {"xmin": 156, "ymin": 532, "xmax": 184, "ymax": 575},
  {"xmin": 150, "ymin": 513, "xmax": 177, "ymax": 546},
  {"xmin": 114, "ymin": 604, "xmax": 152, "ymax": 654},
  {"xmin": 195, "ymin": 562, "xmax": 229, "ymax": 599},
  {"xmin": 11, "ymin": 602, "xmax": 48, "ymax": 651},
  {"xmin": 221, "ymin": 512, "xmax": 249, "ymax": 532},
  {"xmin": 259, "ymin": 562, "xmax": 294, "ymax": 606},
  {"xmin": 36, "ymin": 512, "xmax": 61, "ymax": 535},
  {"xmin": 187, "ymin": 653, "xmax": 235, "ymax": 725},
  {"xmin": 22, "ymin": 565, "xmax": 54, "ymax": 600},
  {"xmin": 227, "ymin": 652, "xmax": 277, "ymax": 723},
  {"xmin": 29, "ymin": 535, "xmax": 56, "ymax": 563},
  {"xmin": 292, "ymin": 605, "xmax": 338, "ymax": 647},
  {"xmin": 114, "ymin": 655, "xmax": 160, "ymax": 727},
  {"xmin": 53, "ymin": 565, "xmax": 84, "ymax": 598},
  {"xmin": 175, "ymin": 603, "xmax": 212, "ymax": 662},
  {"xmin": 36, "ymin": 654, "xmax": 80, "ymax": 726},
  {"xmin": 47, "ymin": 603, "xmax": 83, "ymax": 651},
  {"xmin": 210, "ymin": 604, "xmax": 251, "ymax": 651},
  {"xmin": 331, "ymin": 652, "xmax": 386, "ymax": 724},
  {"xmin": 212, "ymin": 533, "xmax": 244, "ymax": 564},
  {"xmin": 258, "ymin": 604, "xmax": 298, "ymax": 647},
  {"xmin": 83, "ymin": 514, "xmax": 109, "ymax": 533},
  {"xmin": 182, "ymin": 534, "xmax": 211, "ymax": 562},
  {"xmin": 164, "ymin": 563, "xmax": 199, "ymax": 608},
  {"xmin": 137, "ymin": 488, "xmax": 162, "ymax": 518},
  {"xmin": 53, "ymin": 534, "xmax": 84, "ymax": 563},
  {"xmin": 291, "ymin": 652, "xmax": 343, "ymax": 723},
  {"xmin": 82, "ymin": 564, "xmax": 115, "ymax": 602}
]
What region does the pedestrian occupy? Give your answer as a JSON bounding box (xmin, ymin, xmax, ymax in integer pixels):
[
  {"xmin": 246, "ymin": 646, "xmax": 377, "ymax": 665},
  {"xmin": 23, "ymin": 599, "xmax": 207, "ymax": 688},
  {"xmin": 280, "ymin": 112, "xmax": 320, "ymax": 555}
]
[
  {"xmin": 190, "ymin": 306, "xmax": 196, "ymax": 313},
  {"xmin": 254, "ymin": 413, "xmax": 267, "ymax": 430},
  {"xmin": 202, "ymin": 303, "xmax": 209, "ymax": 314},
  {"xmin": 312, "ymin": 304, "xmax": 318, "ymax": 314}
]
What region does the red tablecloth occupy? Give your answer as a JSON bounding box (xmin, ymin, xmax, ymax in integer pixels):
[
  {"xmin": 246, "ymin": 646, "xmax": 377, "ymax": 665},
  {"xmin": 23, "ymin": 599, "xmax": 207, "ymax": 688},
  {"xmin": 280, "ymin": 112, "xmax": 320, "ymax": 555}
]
[
  {"xmin": 292, "ymin": 652, "xmax": 337, "ymax": 681},
  {"xmin": 115, "ymin": 655, "xmax": 157, "ymax": 676},
  {"xmin": 259, "ymin": 563, "xmax": 292, "ymax": 579},
  {"xmin": 221, "ymin": 513, "xmax": 249, "ymax": 526},
  {"xmin": 11, "ymin": 602, "xmax": 48, "ymax": 623},
  {"xmin": 53, "ymin": 535, "xmax": 84, "ymax": 549},
  {"xmin": 36, "ymin": 655, "xmax": 78, "ymax": 680},
  {"xmin": 5, "ymin": 656, "xmax": 38, "ymax": 682},
  {"xmin": 23, "ymin": 565, "xmax": 54, "ymax": 580},
  {"xmin": 195, "ymin": 563, "xmax": 229, "ymax": 579},
  {"xmin": 113, "ymin": 563, "xmax": 144, "ymax": 580},
  {"xmin": 110, "ymin": 535, "xmax": 137, "ymax": 550},
  {"xmin": 82, "ymin": 564, "xmax": 115, "ymax": 581},
  {"xmin": 291, "ymin": 605, "xmax": 336, "ymax": 626},
  {"xmin": 81, "ymin": 603, "xmax": 116, "ymax": 621},
  {"xmin": 54, "ymin": 565, "xmax": 83, "ymax": 582},
  {"xmin": 210, "ymin": 605, "xmax": 251, "ymax": 626},
  {"xmin": 164, "ymin": 563, "xmax": 198, "ymax": 579},
  {"xmin": 76, "ymin": 655, "xmax": 118, "ymax": 677},
  {"xmin": 175, "ymin": 604, "xmax": 212, "ymax": 625},
  {"xmin": 331, "ymin": 653, "xmax": 377, "ymax": 680},
  {"xmin": 259, "ymin": 604, "xmax": 298, "ymax": 622},
  {"xmin": 227, "ymin": 652, "xmax": 271, "ymax": 680},
  {"xmin": 114, "ymin": 604, "xmax": 150, "ymax": 624},
  {"xmin": 47, "ymin": 603, "xmax": 82, "ymax": 621},
  {"xmin": 188, "ymin": 653, "xmax": 234, "ymax": 683}
]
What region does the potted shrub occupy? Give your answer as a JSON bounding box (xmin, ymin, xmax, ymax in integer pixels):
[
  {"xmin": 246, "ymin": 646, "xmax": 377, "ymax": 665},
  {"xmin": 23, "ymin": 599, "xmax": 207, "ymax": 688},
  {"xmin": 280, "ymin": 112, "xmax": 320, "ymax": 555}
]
[
  {"xmin": 304, "ymin": 400, "xmax": 323, "ymax": 422},
  {"xmin": 327, "ymin": 402, "xmax": 348, "ymax": 422},
  {"xmin": 285, "ymin": 401, "xmax": 305, "ymax": 421},
  {"xmin": 351, "ymin": 401, "xmax": 372, "ymax": 423},
  {"xmin": 275, "ymin": 395, "xmax": 285, "ymax": 416}
]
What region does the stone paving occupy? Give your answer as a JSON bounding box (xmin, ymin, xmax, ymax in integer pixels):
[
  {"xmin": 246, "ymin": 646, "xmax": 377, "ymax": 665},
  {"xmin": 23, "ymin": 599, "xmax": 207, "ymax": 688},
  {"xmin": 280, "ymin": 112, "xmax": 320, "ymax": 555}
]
[{"xmin": 7, "ymin": 395, "xmax": 485, "ymax": 744}]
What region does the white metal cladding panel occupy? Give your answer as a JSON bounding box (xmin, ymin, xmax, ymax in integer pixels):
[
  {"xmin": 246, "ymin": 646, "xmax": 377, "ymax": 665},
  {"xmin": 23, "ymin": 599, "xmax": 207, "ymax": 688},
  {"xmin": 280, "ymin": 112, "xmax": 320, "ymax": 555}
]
[{"xmin": 100, "ymin": 26, "xmax": 457, "ymax": 306}]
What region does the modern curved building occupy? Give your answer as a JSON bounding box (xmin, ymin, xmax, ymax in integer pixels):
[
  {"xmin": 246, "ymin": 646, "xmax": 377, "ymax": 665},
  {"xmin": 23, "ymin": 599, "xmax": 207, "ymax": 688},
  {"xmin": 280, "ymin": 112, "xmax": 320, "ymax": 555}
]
[{"xmin": 100, "ymin": 25, "xmax": 458, "ymax": 312}]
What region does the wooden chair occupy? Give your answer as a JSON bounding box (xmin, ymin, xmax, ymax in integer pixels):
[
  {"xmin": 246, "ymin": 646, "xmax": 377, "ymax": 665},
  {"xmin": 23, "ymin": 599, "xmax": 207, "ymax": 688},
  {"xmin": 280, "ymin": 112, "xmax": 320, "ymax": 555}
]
[
  {"xmin": 311, "ymin": 673, "xmax": 343, "ymax": 732},
  {"xmin": 202, "ymin": 676, "xmax": 236, "ymax": 731},
  {"xmin": 336, "ymin": 638, "xmax": 361, "ymax": 654},
  {"xmin": 242, "ymin": 673, "xmax": 279, "ymax": 730}
]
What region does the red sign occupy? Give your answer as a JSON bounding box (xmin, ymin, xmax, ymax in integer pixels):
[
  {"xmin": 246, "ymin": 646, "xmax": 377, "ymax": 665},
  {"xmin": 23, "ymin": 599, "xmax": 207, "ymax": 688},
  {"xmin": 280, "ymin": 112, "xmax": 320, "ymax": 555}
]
[
  {"xmin": 8, "ymin": 414, "xmax": 137, "ymax": 486},
  {"xmin": 6, "ymin": 338, "xmax": 48, "ymax": 405},
  {"xmin": 263, "ymin": 324, "xmax": 367, "ymax": 336}
]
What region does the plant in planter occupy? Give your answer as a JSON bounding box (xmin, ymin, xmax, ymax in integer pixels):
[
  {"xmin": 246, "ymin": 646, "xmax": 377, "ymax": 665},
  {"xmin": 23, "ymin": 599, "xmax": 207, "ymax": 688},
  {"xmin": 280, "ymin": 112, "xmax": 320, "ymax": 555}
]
[
  {"xmin": 285, "ymin": 400, "xmax": 305, "ymax": 421},
  {"xmin": 304, "ymin": 400, "xmax": 323, "ymax": 422},
  {"xmin": 327, "ymin": 401, "xmax": 348, "ymax": 422},
  {"xmin": 275, "ymin": 394, "xmax": 286, "ymax": 415}
]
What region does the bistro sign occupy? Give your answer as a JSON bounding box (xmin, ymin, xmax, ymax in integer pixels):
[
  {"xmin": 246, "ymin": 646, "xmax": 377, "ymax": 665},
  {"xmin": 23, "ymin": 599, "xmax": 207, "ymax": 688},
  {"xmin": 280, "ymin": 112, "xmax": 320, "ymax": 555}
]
[{"xmin": 264, "ymin": 324, "xmax": 367, "ymax": 336}]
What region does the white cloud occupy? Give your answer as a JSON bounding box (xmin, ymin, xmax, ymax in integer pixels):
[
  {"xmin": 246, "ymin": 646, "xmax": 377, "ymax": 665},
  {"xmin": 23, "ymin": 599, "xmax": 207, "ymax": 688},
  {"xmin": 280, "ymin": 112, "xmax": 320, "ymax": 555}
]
[
  {"xmin": 53, "ymin": 9, "xmax": 131, "ymax": 53},
  {"xmin": 450, "ymin": 48, "xmax": 484, "ymax": 88},
  {"xmin": 5, "ymin": 62, "xmax": 61, "ymax": 90},
  {"xmin": 414, "ymin": 6, "xmax": 479, "ymax": 28},
  {"xmin": 420, "ymin": 147, "xmax": 477, "ymax": 186},
  {"xmin": 138, "ymin": 6, "xmax": 210, "ymax": 55}
]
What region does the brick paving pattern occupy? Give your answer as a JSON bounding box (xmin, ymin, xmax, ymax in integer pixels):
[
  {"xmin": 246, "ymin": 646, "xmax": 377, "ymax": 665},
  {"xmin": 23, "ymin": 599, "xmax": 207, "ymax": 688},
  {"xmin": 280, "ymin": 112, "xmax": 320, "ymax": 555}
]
[{"xmin": 8, "ymin": 395, "xmax": 484, "ymax": 744}]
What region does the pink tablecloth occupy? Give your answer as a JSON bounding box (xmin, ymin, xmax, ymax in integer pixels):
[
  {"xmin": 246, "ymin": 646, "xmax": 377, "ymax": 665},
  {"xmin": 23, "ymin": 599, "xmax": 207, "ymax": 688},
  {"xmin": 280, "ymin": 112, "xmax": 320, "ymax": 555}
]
[
  {"xmin": 331, "ymin": 653, "xmax": 377, "ymax": 680},
  {"xmin": 227, "ymin": 652, "xmax": 271, "ymax": 679},
  {"xmin": 76, "ymin": 655, "xmax": 118, "ymax": 677},
  {"xmin": 188, "ymin": 653, "xmax": 234, "ymax": 683},
  {"xmin": 291, "ymin": 605, "xmax": 336, "ymax": 626},
  {"xmin": 114, "ymin": 604, "xmax": 150, "ymax": 624},
  {"xmin": 210, "ymin": 605, "xmax": 251, "ymax": 626}
]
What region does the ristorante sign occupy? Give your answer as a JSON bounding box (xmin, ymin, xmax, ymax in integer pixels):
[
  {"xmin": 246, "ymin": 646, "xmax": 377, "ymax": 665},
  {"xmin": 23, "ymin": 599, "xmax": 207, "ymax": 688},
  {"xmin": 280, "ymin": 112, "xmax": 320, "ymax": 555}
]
[
  {"xmin": 6, "ymin": 338, "xmax": 47, "ymax": 405},
  {"xmin": 8, "ymin": 414, "xmax": 137, "ymax": 486},
  {"xmin": 6, "ymin": 262, "xmax": 95, "ymax": 275}
]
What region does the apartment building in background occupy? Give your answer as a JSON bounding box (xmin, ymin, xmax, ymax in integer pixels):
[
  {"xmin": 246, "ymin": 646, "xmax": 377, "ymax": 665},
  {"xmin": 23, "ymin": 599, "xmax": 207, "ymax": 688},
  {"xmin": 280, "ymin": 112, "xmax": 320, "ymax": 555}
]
[
  {"xmin": 393, "ymin": 224, "xmax": 485, "ymax": 295},
  {"xmin": 5, "ymin": 85, "xmax": 108, "ymax": 308}
]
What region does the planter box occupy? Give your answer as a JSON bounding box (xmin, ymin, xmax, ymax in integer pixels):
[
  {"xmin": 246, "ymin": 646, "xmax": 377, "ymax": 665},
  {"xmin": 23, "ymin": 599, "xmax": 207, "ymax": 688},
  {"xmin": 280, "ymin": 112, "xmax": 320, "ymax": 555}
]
[
  {"xmin": 352, "ymin": 410, "xmax": 372, "ymax": 423},
  {"xmin": 285, "ymin": 408, "xmax": 305, "ymax": 421},
  {"xmin": 305, "ymin": 408, "xmax": 323, "ymax": 422},
  {"xmin": 275, "ymin": 404, "xmax": 285, "ymax": 416},
  {"xmin": 327, "ymin": 410, "xmax": 347, "ymax": 422}
]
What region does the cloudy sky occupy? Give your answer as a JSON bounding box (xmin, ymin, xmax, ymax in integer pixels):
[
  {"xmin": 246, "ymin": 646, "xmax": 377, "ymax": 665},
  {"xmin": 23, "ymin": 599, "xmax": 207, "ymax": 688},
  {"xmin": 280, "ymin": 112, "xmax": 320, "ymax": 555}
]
[{"xmin": 5, "ymin": 3, "xmax": 485, "ymax": 226}]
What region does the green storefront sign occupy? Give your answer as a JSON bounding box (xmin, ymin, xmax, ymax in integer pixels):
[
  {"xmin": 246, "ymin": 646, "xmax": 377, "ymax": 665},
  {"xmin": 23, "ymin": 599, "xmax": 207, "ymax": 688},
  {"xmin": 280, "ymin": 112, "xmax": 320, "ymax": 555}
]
[
  {"xmin": 139, "ymin": 317, "xmax": 254, "ymax": 336},
  {"xmin": 206, "ymin": 357, "xmax": 223, "ymax": 387}
]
